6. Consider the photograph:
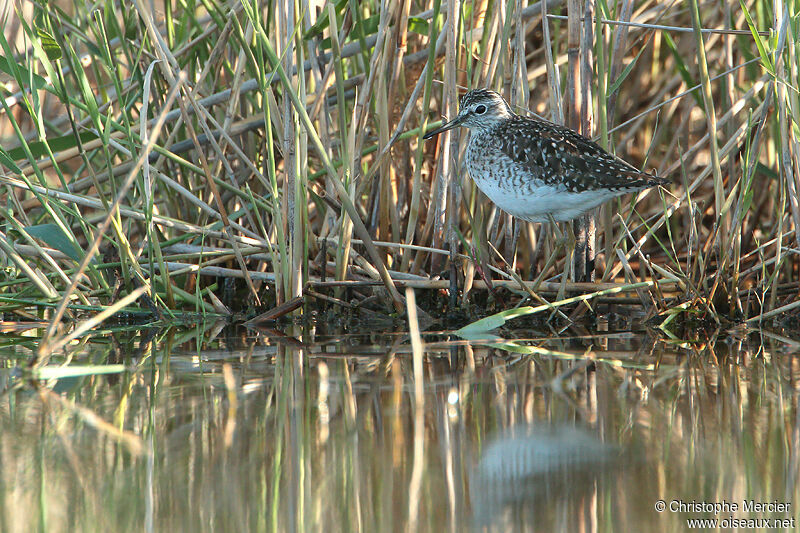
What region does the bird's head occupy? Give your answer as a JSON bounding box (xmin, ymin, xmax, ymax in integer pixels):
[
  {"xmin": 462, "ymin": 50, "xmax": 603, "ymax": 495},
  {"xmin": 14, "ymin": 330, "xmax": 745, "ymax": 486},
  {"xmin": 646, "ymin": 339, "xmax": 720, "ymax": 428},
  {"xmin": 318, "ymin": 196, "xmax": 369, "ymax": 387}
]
[{"xmin": 423, "ymin": 89, "xmax": 514, "ymax": 139}]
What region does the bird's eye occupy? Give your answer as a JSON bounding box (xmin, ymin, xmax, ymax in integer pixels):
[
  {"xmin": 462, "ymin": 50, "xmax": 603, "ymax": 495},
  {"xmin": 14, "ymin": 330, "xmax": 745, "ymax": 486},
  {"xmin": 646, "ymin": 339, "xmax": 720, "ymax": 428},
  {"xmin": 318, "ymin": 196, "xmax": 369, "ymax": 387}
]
[{"xmin": 475, "ymin": 104, "xmax": 487, "ymax": 114}]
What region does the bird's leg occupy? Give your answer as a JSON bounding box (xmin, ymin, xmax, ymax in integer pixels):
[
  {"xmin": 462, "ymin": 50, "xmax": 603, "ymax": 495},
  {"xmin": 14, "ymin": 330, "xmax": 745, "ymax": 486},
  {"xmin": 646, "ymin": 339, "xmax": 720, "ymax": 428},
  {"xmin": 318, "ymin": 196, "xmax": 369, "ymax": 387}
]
[
  {"xmin": 565, "ymin": 221, "xmax": 577, "ymax": 282},
  {"xmin": 544, "ymin": 215, "xmax": 570, "ymax": 252},
  {"xmin": 572, "ymin": 217, "xmax": 586, "ymax": 282},
  {"xmin": 503, "ymin": 212, "xmax": 515, "ymax": 265},
  {"xmin": 511, "ymin": 217, "xmax": 521, "ymax": 274},
  {"xmin": 547, "ymin": 214, "xmax": 565, "ymax": 243},
  {"xmin": 549, "ymin": 215, "xmax": 575, "ymax": 300},
  {"xmin": 572, "ymin": 214, "xmax": 596, "ymax": 282},
  {"xmin": 528, "ymin": 223, "xmax": 546, "ymax": 279},
  {"xmin": 585, "ymin": 214, "xmax": 596, "ymax": 281}
]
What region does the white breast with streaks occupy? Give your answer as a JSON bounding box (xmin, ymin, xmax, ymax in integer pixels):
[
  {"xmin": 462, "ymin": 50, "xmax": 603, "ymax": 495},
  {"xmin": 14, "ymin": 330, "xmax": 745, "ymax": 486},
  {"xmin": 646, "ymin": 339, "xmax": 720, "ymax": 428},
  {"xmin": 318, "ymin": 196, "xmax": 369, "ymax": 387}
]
[{"xmin": 465, "ymin": 132, "xmax": 615, "ymax": 222}]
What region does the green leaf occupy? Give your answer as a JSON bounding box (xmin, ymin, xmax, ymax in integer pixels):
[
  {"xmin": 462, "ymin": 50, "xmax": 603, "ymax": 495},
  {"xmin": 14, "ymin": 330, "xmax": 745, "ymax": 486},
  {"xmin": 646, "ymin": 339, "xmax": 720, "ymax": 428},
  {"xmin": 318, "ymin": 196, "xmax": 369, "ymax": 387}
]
[
  {"xmin": 33, "ymin": 364, "xmax": 126, "ymax": 380},
  {"xmin": 485, "ymin": 339, "xmax": 572, "ymax": 357},
  {"xmin": 318, "ymin": 14, "xmax": 381, "ymax": 50},
  {"xmin": 25, "ymin": 223, "xmax": 87, "ymax": 263},
  {"xmin": 304, "ymin": 0, "xmax": 349, "ymax": 39},
  {"xmin": 6, "ymin": 130, "xmax": 99, "ymax": 161},
  {"xmin": 354, "ymin": 14, "xmax": 381, "ymax": 36},
  {"xmin": 607, "ymin": 44, "xmax": 648, "ymax": 97},
  {"xmin": 755, "ymin": 161, "xmax": 778, "ymax": 180},
  {"xmin": 458, "ymin": 280, "xmax": 659, "ymax": 337},
  {"xmin": 662, "ymin": 32, "xmax": 704, "ymax": 110},
  {"xmin": 0, "ymin": 55, "xmax": 50, "ymax": 91},
  {"xmin": 456, "ymin": 315, "xmax": 507, "ymax": 337},
  {"xmin": 739, "ymin": 0, "xmax": 775, "ymax": 75},
  {"xmin": 596, "ymin": 0, "xmax": 612, "ymax": 20},
  {"xmin": 0, "ymin": 146, "xmax": 22, "ymax": 174},
  {"xmin": 408, "ymin": 16, "xmax": 430, "ymax": 35},
  {"xmin": 456, "ymin": 306, "xmax": 535, "ymax": 336},
  {"xmin": 35, "ymin": 26, "xmax": 62, "ymax": 61}
]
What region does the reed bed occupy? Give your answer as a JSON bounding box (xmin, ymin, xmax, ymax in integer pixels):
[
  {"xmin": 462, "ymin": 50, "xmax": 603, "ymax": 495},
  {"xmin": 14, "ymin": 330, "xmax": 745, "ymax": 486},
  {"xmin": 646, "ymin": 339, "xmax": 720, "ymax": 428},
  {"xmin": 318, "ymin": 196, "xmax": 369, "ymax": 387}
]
[{"xmin": 0, "ymin": 0, "xmax": 798, "ymax": 335}]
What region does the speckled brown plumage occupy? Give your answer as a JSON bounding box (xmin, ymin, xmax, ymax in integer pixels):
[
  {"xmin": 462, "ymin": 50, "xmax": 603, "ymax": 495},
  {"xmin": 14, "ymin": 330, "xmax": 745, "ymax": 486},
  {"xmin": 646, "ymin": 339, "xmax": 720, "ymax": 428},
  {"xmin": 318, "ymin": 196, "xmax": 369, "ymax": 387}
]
[{"xmin": 424, "ymin": 89, "xmax": 668, "ymax": 222}]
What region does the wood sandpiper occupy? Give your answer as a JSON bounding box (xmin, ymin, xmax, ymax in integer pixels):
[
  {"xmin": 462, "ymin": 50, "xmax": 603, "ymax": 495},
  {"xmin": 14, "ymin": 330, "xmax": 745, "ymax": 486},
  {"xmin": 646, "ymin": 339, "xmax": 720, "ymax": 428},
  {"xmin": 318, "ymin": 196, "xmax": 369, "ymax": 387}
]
[{"xmin": 423, "ymin": 89, "xmax": 668, "ymax": 224}]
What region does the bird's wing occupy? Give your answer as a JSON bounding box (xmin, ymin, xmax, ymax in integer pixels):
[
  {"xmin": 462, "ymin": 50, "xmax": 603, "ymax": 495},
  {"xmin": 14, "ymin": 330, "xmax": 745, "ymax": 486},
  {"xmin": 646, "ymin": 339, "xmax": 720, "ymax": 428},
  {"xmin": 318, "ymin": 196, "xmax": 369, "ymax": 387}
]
[{"xmin": 494, "ymin": 117, "xmax": 668, "ymax": 191}]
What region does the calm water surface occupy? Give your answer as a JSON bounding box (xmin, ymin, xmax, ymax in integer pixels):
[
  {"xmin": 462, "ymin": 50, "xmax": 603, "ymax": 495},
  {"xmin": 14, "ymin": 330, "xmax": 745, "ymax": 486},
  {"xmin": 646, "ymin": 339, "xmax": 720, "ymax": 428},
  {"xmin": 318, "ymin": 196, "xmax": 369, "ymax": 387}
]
[{"xmin": 1, "ymin": 319, "xmax": 799, "ymax": 532}]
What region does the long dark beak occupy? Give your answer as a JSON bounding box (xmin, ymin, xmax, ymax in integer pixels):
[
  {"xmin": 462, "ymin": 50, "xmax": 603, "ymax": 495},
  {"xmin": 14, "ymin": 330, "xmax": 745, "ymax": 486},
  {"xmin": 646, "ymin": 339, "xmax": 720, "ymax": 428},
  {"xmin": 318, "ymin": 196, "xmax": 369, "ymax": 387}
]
[{"xmin": 423, "ymin": 114, "xmax": 465, "ymax": 140}]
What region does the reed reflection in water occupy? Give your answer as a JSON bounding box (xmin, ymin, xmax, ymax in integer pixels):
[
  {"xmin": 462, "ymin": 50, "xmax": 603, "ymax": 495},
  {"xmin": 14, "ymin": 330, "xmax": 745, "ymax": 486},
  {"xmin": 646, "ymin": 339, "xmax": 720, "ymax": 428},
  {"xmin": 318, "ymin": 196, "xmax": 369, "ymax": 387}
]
[{"xmin": 0, "ymin": 325, "xmax": 798, "ymax": 532}]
